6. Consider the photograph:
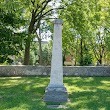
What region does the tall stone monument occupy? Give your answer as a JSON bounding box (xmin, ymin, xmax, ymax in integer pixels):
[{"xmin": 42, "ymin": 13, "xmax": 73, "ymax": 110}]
[{"xmin": 44, "ymin": 19, "xmax": 68, "ymax": 103}]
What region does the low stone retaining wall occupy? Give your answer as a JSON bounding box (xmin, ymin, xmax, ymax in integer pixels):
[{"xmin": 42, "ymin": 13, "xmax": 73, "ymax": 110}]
[{"xmin": 0, "ymin": 65, "xmax": 110, "ymax": 77}]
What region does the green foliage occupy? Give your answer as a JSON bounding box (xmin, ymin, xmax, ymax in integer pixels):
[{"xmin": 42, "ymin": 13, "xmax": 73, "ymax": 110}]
[
  {"xmin": 42, "ymin": 43, "xmax": 52, "ymax": 65},
  {"xmin": 60, "ymin": 0, "xmax": 110, "ymax": 65},
  {"xmin": 0, "ymin": 0, "xmax": 110, "ymax": 65},
  {"xmin": 105, "ymin": 37, "xmax": 110, "ymax": 51},
  {"xmin": 0, "ymin": 7, "xmax": 26, "ymax": 64},
  {"xmin": 26, "ymin": 40, "xmax": 52, "ymax": 65},
  {"xmin": 83, "ymin": 54, "xmax": 93, "ymax": 66}
]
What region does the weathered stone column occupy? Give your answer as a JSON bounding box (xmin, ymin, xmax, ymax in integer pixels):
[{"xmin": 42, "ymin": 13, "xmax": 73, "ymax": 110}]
[{"xmin": 44, "ymin": 19, "xmax": 68, "ymax": 103}]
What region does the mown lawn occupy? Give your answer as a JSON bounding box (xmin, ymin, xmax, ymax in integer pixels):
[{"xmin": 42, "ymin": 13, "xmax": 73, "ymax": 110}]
[{"xmin": 0, "ymin": 77, "xmax": 110, "ymax": 110}]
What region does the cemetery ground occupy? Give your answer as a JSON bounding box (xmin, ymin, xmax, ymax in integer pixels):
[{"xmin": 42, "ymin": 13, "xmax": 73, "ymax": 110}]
[{"xmin": 0, "ymin": 77, "xmax": 110, "ymax": 110}]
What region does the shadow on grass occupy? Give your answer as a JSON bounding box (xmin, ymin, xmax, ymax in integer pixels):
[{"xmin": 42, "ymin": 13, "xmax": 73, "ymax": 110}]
[
  {"xmin": 0, "ymin": 77, "xmax": 110, "ymax": 110},
  {"xmin": 0, "ymin": 77, "xmax": 51, "ymax": 110},
  {"xmin": 64, "ymin": 77, "xmax": 110, "ymax": 110}
]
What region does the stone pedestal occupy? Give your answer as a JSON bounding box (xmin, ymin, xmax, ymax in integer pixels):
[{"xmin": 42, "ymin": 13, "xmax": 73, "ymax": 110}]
[
  {"xmin": 44, "ymin": 86, "xmax": 68, "ymax": 103},
  {"xmin": 44, "ymin": 19, "xmax": 68, "ymax": 103}
]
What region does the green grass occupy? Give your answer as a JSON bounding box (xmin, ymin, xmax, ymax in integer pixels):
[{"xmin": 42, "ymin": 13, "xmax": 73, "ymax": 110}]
[{"xmin": 0, "ymin": 77, "xmax": 110, "ymax": 110}]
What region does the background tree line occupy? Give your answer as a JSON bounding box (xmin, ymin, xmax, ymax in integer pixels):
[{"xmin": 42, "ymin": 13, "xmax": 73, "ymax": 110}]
[{"xmin": 0, "ymin": 0, "xmax": 110, "ymax": 66}]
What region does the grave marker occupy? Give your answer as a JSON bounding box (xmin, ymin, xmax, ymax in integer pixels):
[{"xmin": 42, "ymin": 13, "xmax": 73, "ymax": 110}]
[{"xmin": 44, "ymin": 19, "xmax": 68, "ymax": 103}]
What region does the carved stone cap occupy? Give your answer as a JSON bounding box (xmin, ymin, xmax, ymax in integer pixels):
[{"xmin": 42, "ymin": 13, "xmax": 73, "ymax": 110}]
[{"xmin": 54, "ymin": 19, "xmax": 63, "ymax": 24}]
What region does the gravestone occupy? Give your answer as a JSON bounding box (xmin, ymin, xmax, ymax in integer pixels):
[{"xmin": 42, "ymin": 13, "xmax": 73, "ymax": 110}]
[{"xmin": 44, "ymin": 19, "xmax": 68, "ymax": 103}]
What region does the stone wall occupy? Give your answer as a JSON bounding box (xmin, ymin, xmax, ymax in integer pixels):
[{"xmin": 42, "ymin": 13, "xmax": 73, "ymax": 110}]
[{"xmin": 0, "ymin": 65, "xmax": 110, "ymax": 77}]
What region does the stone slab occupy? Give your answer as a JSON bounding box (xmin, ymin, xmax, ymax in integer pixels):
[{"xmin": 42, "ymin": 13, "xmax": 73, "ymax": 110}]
[
  {"xmin": 47, "ymin": 105, "xmax": 67, "ymax": 109},
  {"xmin": 44, "ymin": 86, "xmax": 68, "ymax": 103}
]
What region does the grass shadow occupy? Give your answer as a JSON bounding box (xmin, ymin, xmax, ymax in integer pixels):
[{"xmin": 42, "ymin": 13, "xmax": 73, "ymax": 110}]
[
  {"xmin": 0, "ymin": 77, "xmax": 110, "ymax": 110},
  {"xmin": 0, "ymin": 77, "xmax": 52, "ymax": 110},
  {"xmin": 64, "ymin": 77, "xmax": 110, "ymax": 110}
]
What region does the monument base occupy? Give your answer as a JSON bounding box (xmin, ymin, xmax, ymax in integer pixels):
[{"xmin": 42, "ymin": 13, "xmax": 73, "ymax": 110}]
[{"xmin": 44, "ymin": 85, "xmax": 68, "ymax": 103}]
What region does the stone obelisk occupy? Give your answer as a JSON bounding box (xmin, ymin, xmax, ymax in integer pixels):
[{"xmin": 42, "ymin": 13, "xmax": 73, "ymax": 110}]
[{"xmin": 44, "ymin": 19, "xmax": 68, "ymax": 103}]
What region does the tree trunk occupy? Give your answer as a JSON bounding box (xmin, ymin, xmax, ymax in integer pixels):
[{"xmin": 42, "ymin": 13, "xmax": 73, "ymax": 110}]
[
  {"xmin": 23, "ymin": 11, "xmax": 35, "ymax": 65},
  {"xmin": 75, "ymin": 49, "xmax": 77, "ymax": 66},
  {"xmin": 38, "ymin": 38, "xmax": 43, "ymax": 65},
  {"xmin": 99, "ymin": 54, "xmax": 102, "ymax": 65},
  {"xmin": 80, "ymin": 37, "xmax": 83, "ymax": 66},
  {"xmin": 24, "ymin": 38, "xmax": 31, "ymax": 65},
  {"xmin": 75, "ymin": 37, "xmax": 78, "ymax": 66}
]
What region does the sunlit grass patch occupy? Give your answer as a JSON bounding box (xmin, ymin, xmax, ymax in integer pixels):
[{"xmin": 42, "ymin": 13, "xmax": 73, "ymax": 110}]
[{"xmin": 0, "ymin": 77, "xmax": 110, "ymax": 110}]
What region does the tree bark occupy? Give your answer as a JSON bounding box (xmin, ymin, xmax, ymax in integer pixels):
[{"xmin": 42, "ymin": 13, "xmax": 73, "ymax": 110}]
[
  {"xmin": 75, "ymin": 37, "xmax": 78, "ymax": 66},
  {"xmin": 23, "ymin": 11, "xmax": 35, "ymax": 65},
  {"xmin": 80, "ymin": 37, "xmax": 83, "ymax": 66},
  {"xmin": 24, "ymin": 38, "xmax": 31, "ymax": 65},
  {"xmin": 99, "ymin": 49, "xmax": 103, "ymax": 65},
  {"xmin": 38, "ymin": 37, "xmax": 43, "ymax": 65}
]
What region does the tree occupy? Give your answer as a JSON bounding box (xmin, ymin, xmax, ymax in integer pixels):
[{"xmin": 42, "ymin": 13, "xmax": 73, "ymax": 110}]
[
  {"xmin": 22, "ymin": 0, "xmax": 62, "ymax": 65},
  {"xmin": 88, "ymin": 0, "xmax": 110, "ymax": 65},
  {"xmin": 1, "ymin": 0, "xmax": 63, "ymax": 65},
  {"xmin": 60, "ymin": 0, "xmax": 93, "ymax": 65},
  {"xmin": 0, "ymin": 6, "xmax": 25, "ymax": 64},
  {"xmin": 59, "ymin": 0, "xmax": 110, "ymax": 65},
  {"xmin": 36, "ymin": 20, "xmax": 52, "ymax": 65}
]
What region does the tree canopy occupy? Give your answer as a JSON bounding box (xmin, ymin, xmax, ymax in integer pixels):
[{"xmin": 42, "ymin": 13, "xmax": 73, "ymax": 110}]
[{"xmin": 0, "ymin": 0, "xmax": 110, "ymax": 65}]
